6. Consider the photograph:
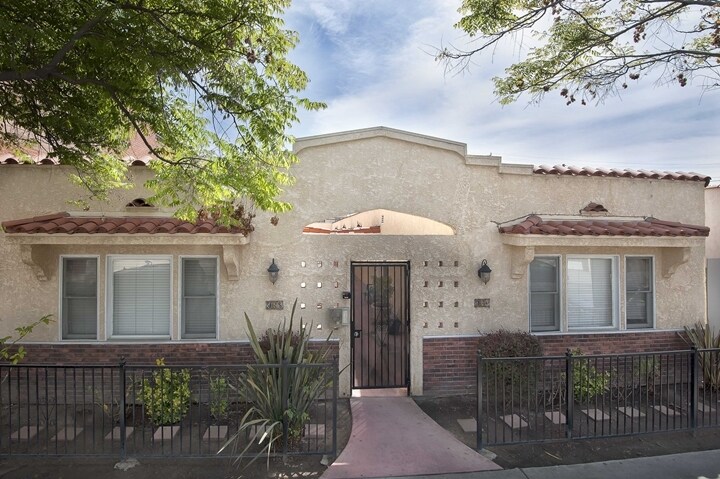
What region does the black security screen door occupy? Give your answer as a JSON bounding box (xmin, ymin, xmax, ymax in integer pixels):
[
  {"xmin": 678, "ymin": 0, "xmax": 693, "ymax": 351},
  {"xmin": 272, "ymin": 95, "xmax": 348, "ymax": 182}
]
[{"xmin": 351, "ymin": 262, "xmax": 410, "ymax": 389}]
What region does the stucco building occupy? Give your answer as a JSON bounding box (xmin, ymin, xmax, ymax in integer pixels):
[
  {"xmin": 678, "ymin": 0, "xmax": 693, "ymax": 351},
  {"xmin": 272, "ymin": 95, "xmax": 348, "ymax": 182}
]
[
  {"xmin": 0, "ymin": 127, "xmax": 712, "ymax": 396},
  {"xmin": 706, "ymin": 186, "xmax": 720, "ymax": 331}
]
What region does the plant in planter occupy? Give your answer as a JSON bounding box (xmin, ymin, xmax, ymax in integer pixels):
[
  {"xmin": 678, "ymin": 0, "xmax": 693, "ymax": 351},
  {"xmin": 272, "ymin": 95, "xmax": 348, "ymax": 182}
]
[
  {"xmin": 141, "ymin": 358, "xmax": 191, "ymax": 426},
  {"xmin": 221, "ymin": 300, "xmax": 336, "ymax": 467},
  {"xmin": 209, "ymin": 375, "xmax": 230, "ymax": 423},
  {"xmin": 571, "ymin": 350, "xmax": 610, "ymax": 402},
  {"xmin": 684, "ymin": 322, "xmax": 720, "ymax": 390}
]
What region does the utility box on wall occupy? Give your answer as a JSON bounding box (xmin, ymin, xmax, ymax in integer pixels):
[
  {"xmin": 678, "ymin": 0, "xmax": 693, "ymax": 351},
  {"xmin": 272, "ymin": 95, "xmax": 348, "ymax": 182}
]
[{"xmin": 329, "ymin": 307, "xmax": 350, "ymax": 326}]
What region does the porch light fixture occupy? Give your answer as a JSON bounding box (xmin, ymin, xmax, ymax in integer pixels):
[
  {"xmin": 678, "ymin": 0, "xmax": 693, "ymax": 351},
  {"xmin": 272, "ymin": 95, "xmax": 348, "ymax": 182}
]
[
  {"xmin": 267, "ymin": 258, "xmax": 280, "ymax": 284},
  {"xmin": 478, "ymin": 259, "xmax": 492, "ymax": 285}
]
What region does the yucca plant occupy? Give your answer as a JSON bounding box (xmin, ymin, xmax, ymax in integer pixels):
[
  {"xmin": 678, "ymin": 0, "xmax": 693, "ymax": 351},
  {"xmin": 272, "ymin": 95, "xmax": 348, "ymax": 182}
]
[
  {"xmin": 684, "ymin": 322, "xmax": 720, "ymax": 390},
  {"xmin": 221, "ymin": 300, "xmax": 335, "ymax": 467}
]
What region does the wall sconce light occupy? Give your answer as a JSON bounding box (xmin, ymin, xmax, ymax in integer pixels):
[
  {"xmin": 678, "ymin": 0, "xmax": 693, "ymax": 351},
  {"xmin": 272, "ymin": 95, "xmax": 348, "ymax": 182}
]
[
  {"xmin": 267, "ymin": 258, "xmax": 280, "ymax": 285},
  {"xmin": 477, "ymin": 259, "xmax": 492, "ymax": 285}
]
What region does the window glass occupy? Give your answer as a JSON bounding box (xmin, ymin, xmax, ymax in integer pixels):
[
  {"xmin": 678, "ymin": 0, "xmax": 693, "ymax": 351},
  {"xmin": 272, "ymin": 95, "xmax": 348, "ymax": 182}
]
[
  {"xmin": 182, "ymin": 257, "xmax": 217, "ymax": 338},
  {"xmin": 529, "ymin": 257, "xmax": 560, "ymax": 332},
  {"xmin": 626, "ymin": 257, "xmax": 654, "ymax": 328},
  {"xmin": 62, "ymin": 257, "xmax": 97, "ymax": 339},
  {"xmin": 567, "ymin": 257, "xmax": 616, "ymax": 329},
  {"xmin": 111, "ymin": 257, "xmax": 171, "ymax": 336}
]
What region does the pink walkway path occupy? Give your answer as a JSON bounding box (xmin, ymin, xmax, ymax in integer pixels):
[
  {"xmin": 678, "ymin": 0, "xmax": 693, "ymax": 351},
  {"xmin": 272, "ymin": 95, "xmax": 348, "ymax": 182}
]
[{"xmin": 321, "ymin": 397, "xmax": 500, "ymax": 479}]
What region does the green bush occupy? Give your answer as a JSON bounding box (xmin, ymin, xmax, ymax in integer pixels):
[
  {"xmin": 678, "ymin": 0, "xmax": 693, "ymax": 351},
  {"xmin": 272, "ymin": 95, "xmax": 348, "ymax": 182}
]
[
  {"xmin": 571, "ymin": 350, "xmax": 610, "ymax": 402},
  {"xmin": 477, "ymin": 329, "xmax": 544, "ymax": 358},
  {"xmin": 141, "ymin": 358, "xmax": 191, "ymax": 426},
  {"xmin": 209, "ymin": 375, "xmax": 230, "ymax": 422},
  {"xmin": 478, "ymin": 330, "xmax": 544, "ymax": 400},
  {"xmin": 222, "ymin": 300, "xmax": 336, "ymax": 467}
]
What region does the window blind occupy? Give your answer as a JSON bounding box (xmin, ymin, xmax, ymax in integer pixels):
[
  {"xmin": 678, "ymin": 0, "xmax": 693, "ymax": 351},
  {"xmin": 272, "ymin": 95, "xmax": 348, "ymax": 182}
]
[
  {"xmin": 62, "ymin": 257, "xmax": 97, "ymax": 339},
  {"xmin": 182, "ymin": 258, "xmax": 217, "ymax": 338},
  {"xmin": 529, "ymin": 257, "xmax": 560, "ymax": 331},
  {"xmin": 567, "ymin": 257, "xmax": 616, "ymax": 329},
  {"xmin": 111, "ymin": 258, "xmax": 171, "ymax": 336}
]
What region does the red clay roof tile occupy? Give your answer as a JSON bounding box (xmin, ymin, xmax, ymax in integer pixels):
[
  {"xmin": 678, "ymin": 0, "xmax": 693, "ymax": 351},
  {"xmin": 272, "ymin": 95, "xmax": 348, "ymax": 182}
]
[
  {"xmin": 1, "ymin": 213, "xmax": 245, "ymax": 235},
  {"xmin": 534, "ymin": 165, "xmax": 711, "ymax": 186},
  {"xmin": 499, "ymin": 215, "xmax": 709, "ymax": 237}
]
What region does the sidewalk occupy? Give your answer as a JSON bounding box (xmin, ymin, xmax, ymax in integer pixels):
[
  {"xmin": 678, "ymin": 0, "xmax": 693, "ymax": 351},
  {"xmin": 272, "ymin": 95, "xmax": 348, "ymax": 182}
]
[{"xmin": 381, "ymin": 448, "xmax": 720, "ymax": 479}]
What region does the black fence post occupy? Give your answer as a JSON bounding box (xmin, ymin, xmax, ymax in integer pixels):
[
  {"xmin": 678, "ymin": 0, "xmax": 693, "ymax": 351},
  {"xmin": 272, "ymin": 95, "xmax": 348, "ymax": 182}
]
[
  {"xmin": 690, "ymin": 347, "xmax": 698, "ymax": 430},
  {"xmin": 332, "ymin": 356, "xmax": 338, "ymax": 458},
  {"xmin": 119, "ymin": 357, "xmax": 127, "ymax": 460},
  {"xmin": 565, "ymin": 350, "xmax": 574, "ymax": 439},
  {"xmin": 477, "ymin": 351, "xmax": 483, "ymax": 450},
  {"xmin": 281, "ymin": 358, "xmax": 289, "ymax": 456}
]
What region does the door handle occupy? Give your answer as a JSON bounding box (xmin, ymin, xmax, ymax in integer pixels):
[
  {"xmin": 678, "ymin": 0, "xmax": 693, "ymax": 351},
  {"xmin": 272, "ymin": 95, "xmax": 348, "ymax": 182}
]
[{"xmin": 353, "ymin": 330, "xmax": 362, "ymax": 338}]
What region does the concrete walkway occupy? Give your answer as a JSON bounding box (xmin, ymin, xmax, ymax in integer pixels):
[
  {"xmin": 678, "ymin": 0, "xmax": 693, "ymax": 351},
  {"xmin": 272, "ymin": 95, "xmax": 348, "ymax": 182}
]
[
  {"xmin": 378, "ymin": 448, "xmax": 720, "ymax": 479},
  {"xmin": 321, "ymin": 397, "xmax": 500, "ymax": 479}
]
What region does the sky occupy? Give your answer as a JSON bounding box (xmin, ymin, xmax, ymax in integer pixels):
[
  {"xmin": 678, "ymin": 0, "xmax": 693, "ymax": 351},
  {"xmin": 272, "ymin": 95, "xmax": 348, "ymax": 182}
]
[{"xmin": 283, "ymin": 0, "xmax": 720, "ymax": 185}]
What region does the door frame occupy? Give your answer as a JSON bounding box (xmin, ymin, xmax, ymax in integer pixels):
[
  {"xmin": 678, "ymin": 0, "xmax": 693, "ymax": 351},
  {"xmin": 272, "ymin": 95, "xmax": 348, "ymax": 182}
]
[{"xmin": 350, "ymin": 260, "xmax": 411, "ymax": 391}]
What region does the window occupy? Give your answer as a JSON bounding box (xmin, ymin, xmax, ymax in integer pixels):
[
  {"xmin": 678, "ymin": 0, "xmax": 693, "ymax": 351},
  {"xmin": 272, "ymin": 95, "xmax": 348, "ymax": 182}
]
[
  {"xmin": 529, "ymin": 257, "xmax": 560, "ymax": 332},
  {"xmin": 626, "ymin": 257, "xmax": 654, "ymax": 328},
  {"xmin": 567, "ymin": 256, "xmax": 618, "ymax": 330},
  {"xmin": 181, "ymin": 257, "xmax": 218, "ymax": 338},
  {"xmin": 61, "ymin": 257, "xmax": 98, "ymax": 339},
  {"xmin": 108, "ymin": 257, "xmax": 171, "ymax": 337}
]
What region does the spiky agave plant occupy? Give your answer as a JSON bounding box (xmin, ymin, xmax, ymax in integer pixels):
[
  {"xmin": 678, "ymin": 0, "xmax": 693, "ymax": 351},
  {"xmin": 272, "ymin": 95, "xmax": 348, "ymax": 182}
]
[
  {"xmin": 684, "ymin": 322, "xmax": 720, "ymax": 390},
  {"xmin": 220, "ymin": 300, "xmax": 335, "ymax": 467}
]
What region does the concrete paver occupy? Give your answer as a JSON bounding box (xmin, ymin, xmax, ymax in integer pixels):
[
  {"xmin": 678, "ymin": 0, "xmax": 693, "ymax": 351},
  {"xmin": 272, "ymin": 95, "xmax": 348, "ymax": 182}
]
[{"xmin": 321, "ymin": 397, "xmax": 500, "ymax": 479}]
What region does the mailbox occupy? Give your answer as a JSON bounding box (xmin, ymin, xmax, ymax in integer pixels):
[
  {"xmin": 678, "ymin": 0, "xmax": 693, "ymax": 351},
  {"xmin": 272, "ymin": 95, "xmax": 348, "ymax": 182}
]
[{"xmin": 329, "ymin": 307, "xmax": 349, "ymax": 326}]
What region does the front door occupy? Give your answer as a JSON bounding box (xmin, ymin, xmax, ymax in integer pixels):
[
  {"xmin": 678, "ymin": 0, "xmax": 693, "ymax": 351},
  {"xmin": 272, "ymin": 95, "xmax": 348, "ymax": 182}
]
[{"xmin": 350, "ymin": 262, "xmax": 410, "ymax": 389}]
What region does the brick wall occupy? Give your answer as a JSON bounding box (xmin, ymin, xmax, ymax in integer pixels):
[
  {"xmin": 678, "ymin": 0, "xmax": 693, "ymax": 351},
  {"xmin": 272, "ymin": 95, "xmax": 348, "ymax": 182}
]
[
  {"xmin": 7, "ymin": 341, "xmax": 339, "ymax": 366},
  {"xmin": 422, "ymin": 331, "xmax": 689, "ymax": 395},
  {"xmin": 537, "ymin": 331, "xmax": 687, "ymax": 356}
]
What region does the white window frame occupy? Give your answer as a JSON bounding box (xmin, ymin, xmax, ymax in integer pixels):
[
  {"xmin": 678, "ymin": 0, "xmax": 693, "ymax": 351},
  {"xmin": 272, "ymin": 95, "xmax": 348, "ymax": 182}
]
[
  {"xmin": 179, "ymin": 255, "xmax": 220, "ymax": 340},
  {"xmin": 528, "ymin": 255, "xmax": 562, "ymax": 333},
  {"xmin": 58, "ymin": 255, "xmax": 100, "ymax": 341},
  {"xmin": 624, "ymin": 255, "xmax": 656, "ymax": 329},
  {"xmin": 106, "ymin": 255, "xmax": 173, "ymax": 340}
]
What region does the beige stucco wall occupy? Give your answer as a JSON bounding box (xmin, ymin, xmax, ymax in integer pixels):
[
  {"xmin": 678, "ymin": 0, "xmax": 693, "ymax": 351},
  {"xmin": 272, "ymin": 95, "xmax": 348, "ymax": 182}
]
[
  {"xmin": 706, "ymin": 187, "xmax": 720, "ymax": 259},
  {"xmin": 0, "ymin": 128, "xmax": 709, "ymax": 396}
]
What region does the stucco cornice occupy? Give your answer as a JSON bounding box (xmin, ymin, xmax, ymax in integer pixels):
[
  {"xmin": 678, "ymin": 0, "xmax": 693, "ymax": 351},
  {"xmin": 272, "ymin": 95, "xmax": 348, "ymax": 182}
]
[{"xmin": 293, "ymin": 126, "xmax": 467, "ymax": 158}]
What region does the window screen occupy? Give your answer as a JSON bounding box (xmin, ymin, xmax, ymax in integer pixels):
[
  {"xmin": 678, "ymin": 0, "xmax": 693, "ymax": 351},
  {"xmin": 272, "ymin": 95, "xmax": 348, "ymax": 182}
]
[
  {"xmin": 62, "ymin": 257, "xmax": 98, "ymax": 339},
  {"xmin": 529, "ymin": 257, "xmax": 560, "ymax": 332},
  {"xmin": 182, "ymin": 257, "xmax": 218, "ymax": 338}
]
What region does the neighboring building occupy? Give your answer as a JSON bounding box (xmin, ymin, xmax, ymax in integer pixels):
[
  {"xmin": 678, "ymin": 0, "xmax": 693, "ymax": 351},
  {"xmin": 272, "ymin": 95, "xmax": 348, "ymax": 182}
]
[
  {"xmin": 707, "ymin": 186, "xmax": 720, "ymax": 332},
  {"xmin": 0, "ymin": 127, "xmax": 712, "ymax": 396}
]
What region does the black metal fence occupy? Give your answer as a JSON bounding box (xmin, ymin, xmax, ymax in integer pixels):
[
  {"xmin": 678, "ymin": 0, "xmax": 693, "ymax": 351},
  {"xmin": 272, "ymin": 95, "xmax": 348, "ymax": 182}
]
[
  {"xmin": 0, "ymin": 360, "xmax": 338, "ymax": 459},
  {"xmin": 477, "ymin": 348, "xmax": 720, "ymax": 447}
]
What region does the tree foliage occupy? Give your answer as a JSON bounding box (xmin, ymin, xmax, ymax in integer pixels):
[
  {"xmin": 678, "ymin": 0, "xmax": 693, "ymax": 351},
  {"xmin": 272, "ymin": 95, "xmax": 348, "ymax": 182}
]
[
  {"xmin": 439, "ymin": 0, "xmax": 720, "ymax": 104},
  {"xmin": 0, "ymin": 0, "xmax": 323, "ymax": 224}
]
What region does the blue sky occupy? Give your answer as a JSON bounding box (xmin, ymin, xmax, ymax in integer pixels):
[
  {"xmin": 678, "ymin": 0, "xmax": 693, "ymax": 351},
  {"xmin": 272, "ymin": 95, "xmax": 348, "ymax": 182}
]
[{"xmin": 283, "ymin": 0, "xmax": 720, "ymax": 184}]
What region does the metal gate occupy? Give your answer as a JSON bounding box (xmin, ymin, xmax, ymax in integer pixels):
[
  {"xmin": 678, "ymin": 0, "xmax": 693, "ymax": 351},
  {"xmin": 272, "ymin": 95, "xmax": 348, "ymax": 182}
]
[{"xmin": 350, "ymin": 262, "xmax": 410, "ymax": 389}]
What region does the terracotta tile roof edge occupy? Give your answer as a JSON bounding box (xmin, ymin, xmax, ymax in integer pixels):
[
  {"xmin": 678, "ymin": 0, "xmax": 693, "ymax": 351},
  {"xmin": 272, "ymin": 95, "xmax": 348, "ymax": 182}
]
[
  {"xmin": 2, "ymin": 212, "xmax": 247, "ymax": 235},
  {"xmin": 534, "ymin": 164, "xmax": 711, "ymax": 186},
  {"xmin": 498, "ymin": 214, "xmax": 710, "ymax": 237},
  {"xmin": 1, "ymin": 212, "xmax": 70, "ymax": 229}
]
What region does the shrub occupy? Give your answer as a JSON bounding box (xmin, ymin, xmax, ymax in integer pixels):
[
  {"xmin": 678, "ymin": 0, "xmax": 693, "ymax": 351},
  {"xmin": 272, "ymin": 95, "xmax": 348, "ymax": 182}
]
[
  {"xmin": 571, "ymin": 349, "xmax": 610, "ymax": 402},
  {"xmin": 684, "ymin": 322, "xmax": 720, "ymax": 390},
  {"xmin": 209, "ymin": 375, "xmax": 230, "ymax": 422},
  {"xmin": 141, "ymin": 358, "xmax": 191, "ymax": 426},
  {"xmin": 478, "ymin": 330, "xmax": 544, "ymax": 397},
  {"xmin": 477, "ymin": 329, "xmax": 544, "ymax": 358},
  {"xmin": 222, "ymin": 300, "xmax": 336, "ymax": 467},
  {"xmin": 1, "ymin": 315, "xmax": 53, "ymax": 364}
]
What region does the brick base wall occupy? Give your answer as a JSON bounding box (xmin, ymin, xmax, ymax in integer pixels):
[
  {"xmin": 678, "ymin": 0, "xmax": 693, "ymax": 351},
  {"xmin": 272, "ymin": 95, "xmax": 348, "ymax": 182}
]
[
  {"xmin": 7, "ymin": 342, "xmax": 339, "ymax": 366},
  {"xmin": 422, "ymin": 331, "xmax": 689, "ymax": 395},
  {"xmin": 537, "ymin": 331, "xmax": 687, "ymax": 356}
]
